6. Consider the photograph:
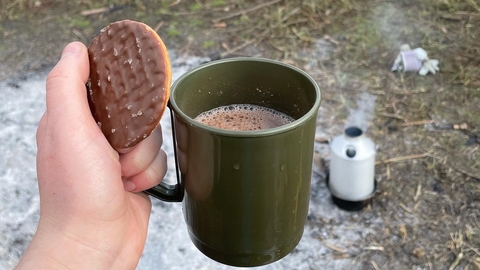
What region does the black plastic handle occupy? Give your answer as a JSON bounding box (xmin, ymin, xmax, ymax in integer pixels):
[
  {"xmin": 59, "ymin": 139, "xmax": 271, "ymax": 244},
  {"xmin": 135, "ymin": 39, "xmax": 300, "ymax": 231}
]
[{"xmin": 144, "ymin": 102, "xmax": 184, "ymax": 202}]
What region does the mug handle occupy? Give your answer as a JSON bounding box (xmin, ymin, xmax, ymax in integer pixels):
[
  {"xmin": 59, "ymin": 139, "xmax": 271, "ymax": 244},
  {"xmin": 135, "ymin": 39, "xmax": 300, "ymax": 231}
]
[{"xmin": 143, "ymin": 101, "xmax": 184, "ymax": 202}]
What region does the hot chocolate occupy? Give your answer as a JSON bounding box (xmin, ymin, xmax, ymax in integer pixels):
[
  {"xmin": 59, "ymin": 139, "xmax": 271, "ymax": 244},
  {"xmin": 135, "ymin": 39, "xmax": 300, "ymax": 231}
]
[{"xmin": 194, "ymin": 104, "xmax": 295, "ymax": 131}]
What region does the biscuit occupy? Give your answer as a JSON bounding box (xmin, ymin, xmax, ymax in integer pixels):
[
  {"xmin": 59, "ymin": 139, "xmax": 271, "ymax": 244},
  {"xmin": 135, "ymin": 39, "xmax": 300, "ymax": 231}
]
[{"xmin": 87, "ymin": 20, "xmax": 171, "ymax": 150}]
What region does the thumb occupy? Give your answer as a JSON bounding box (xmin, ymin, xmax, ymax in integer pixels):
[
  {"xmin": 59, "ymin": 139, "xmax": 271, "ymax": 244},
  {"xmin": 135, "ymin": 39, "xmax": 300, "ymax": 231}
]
[
  {"xmin": 44, "ymin": 42, "xmax": 108, "ymax": 148},
  {"xmin": 45, "ymin": 42, "xmax": 92, "ymax": 129},
  {"xmin": 42, "ymin": 42, "xmax": 115, "ymax": 157}
]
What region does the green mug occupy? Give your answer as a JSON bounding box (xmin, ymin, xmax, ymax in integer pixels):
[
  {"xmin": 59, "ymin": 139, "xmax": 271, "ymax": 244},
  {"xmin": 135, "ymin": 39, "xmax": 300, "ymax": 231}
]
[{"xmin": 145, "ymin": 58, "xmax": 321, "ymax": 267}]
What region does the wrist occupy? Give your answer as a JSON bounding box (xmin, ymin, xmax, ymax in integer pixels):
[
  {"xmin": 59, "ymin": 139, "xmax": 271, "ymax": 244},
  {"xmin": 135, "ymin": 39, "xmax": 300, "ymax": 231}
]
[{"xmin": 16, "ymin": 221, "xmax": 118, "ymax": 270}]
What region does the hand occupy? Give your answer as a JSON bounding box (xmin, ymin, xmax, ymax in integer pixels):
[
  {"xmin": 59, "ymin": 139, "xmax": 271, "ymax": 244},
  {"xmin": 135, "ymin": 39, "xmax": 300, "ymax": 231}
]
[{"xmin": 16, "ymin": 42, "xmax": 167, "ymax": 269}]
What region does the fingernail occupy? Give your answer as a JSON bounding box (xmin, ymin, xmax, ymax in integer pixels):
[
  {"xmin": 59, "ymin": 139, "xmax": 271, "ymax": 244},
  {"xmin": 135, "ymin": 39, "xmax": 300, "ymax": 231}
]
[
  {"xmin": 117, "ymin": 147, "xmax": 132, "ymax": 154},
  {"xmin": 123, "ymin": 180, "xmax": 136, "ymax": 192},
  {"xmin": 61, "ymin": 42, "xmax": 81, "ymax": 58}
]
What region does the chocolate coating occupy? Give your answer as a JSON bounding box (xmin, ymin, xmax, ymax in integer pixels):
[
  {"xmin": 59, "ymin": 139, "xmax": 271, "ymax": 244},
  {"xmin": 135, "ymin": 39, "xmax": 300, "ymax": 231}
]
[{"xmin": 87, "ymin": 20, "xmax": 171, "ymax": 150}]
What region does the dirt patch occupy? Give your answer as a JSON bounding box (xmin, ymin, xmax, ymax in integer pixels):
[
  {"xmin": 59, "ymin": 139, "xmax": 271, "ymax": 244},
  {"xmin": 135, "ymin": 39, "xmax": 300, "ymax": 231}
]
[{"xmin": 1, "ymin": 0, "xmax": 479, "ymax": 269}]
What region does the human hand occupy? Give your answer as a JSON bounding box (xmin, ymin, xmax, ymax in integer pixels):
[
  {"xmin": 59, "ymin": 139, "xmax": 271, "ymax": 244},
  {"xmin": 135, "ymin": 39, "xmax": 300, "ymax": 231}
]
[{"xmin": 16, "ymin": 42, "xmax": 167, "ymax": 269}]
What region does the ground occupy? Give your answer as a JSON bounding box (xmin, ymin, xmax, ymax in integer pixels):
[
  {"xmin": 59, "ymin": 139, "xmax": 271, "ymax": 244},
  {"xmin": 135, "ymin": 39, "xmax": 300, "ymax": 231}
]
[{"xmin": 0, "ymin": 0, "xmax": 479, "ymax": 269}]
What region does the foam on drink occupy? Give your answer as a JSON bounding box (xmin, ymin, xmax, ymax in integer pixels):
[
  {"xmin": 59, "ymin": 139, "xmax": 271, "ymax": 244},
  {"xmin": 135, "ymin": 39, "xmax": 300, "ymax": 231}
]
[{"xmin": 194, "ymin": 104, "xmax": 295, "ymax": 131}]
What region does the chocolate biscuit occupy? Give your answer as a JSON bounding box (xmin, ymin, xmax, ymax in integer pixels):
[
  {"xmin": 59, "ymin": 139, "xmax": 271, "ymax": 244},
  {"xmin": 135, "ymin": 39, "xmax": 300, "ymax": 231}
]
[{"xmin": 87, "ymin": 20, "xmax": 171, "ymax": 150}]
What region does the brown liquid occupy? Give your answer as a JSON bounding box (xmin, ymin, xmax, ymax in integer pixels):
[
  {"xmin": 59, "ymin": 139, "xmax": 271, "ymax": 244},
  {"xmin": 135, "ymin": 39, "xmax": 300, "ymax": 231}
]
[{"xmin": 194, "ymin": 104, "xmax": 295, "ymax": 131}]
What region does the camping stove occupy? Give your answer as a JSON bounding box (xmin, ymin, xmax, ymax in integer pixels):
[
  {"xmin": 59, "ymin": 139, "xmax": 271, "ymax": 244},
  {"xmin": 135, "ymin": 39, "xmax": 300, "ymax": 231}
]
[{"xmin": 327, "ymin": 126, "xmax": 377, "ymax": 211}]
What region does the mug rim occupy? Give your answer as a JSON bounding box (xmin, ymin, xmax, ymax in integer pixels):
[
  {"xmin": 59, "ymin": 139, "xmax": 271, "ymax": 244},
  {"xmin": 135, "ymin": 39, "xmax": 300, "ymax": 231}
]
[{"xmin": 169, "ymin": 57, "xmax": 321, "ymax": 137}]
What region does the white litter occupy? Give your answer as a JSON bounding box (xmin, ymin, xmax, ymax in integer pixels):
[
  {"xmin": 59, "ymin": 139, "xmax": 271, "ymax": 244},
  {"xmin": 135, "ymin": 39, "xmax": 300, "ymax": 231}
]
[{"xmin": 391, "ymin": 44, "xmax": 439, "ymax": 75}]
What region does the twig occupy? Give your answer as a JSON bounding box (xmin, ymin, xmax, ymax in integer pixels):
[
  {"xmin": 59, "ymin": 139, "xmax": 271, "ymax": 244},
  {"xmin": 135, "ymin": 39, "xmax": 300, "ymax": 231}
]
[
  {"xmin": 324, "ymin": 242, "xmax": 347, "ymax": 253},
  {"xmin": 315, "ymin": 136, "xmax": 329, "ymax": 143},
  {"xmin": 213, "ymin": 22, "xmax": 228, "ymax": 28},
  {"xmin": 440, "ymin": 11, "xmax": 480, "ymax": 21},
  {"xmin": 220, "ymin": 39, "xmax": 255, "ymax": 58},
  {"xmin": 399, "ymin": 202, "xmax": 413, "ymax": 214},
  {"xmin": 168, "ymin": 0, "xmax": 181, "ymax": 7},
  {"xmin": 464, "ymin": 243, "xmax": 480, "ymax": 256},
  {"xmin": 440, "ymin": 14, "xmax": 464, "ymax": 21},
  {"xmin": 371, "ymin": 260, "xmax": 381, "ymax": 270},
  {"xmin": 81, "ymin": 7, "xmax": 109, "ymax": 16},
  {"xmin": 398, "ymin": 120, "xmax": 435, "ymax": 127},
  {"xmin": 6, "ymin": 0, "xmax": 20, "ymax": 10},
  {"xmin": 466, "ymin": 145, "xmax": 479, "ymax": 156},
  {"xmin": 414, "ymin": 182, "xmax": 422, "ymax": 202},
  {"xmin": 154, "ymin": 21, "xmax": 164, "ymax": 33},
  {"xmin": 80, "ymin": 5, "xmax": 127, "ymax": 16},
  {"xmin": 466, "ymin": 0, "xmax": 480, "ymax": 12},
  {"xmin": 376, "ymin": 153, "xmax": 429, "ymax": 165},
  {"xmin": 363, "ymin": 246, "xmax": 385, "ymax": 251},
  {"xmin": 194, "ymin": 0, "xmax": 204, "ymax": 8},
  {"xmin": 72, "ymin": 29, "xmax": 87, "ymax": 44},
  {"xmin": 448, "ymin": 252, "xmax": 464, "ymax": 270},
  {"xmin": 332, "ymin": 253, "xmax": 352, "ymax": 259},
  {"xmin": 379, "ymin": 113, "xmax": 407, "ymax": 122},
  {"xmin": 179, "ymin": 37, "xmax": 194, "ymax": 56},
  {"xmin": 387, "ymin": 164, "xmax": 391, "ymax": 180},
  {"xmin": 212, "ymin": 0, "xmax": 282, "ymax": 23},
  {"xmin": 454, "ymin": 11, "xmax": 480, "ymax": 16}
]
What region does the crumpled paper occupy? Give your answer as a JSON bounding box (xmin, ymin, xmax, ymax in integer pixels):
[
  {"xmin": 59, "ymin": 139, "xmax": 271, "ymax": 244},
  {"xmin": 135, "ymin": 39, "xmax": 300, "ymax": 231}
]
[{"xmin": 391, "ymin": 44, "xmax": 439, "ymax": 75}]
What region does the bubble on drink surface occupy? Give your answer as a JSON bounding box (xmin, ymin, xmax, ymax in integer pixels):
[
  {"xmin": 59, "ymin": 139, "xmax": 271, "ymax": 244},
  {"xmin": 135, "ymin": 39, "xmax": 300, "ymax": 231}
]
[{"xmin": 194, "ymin": 104, "xmax": 295, "ymax": 131}]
